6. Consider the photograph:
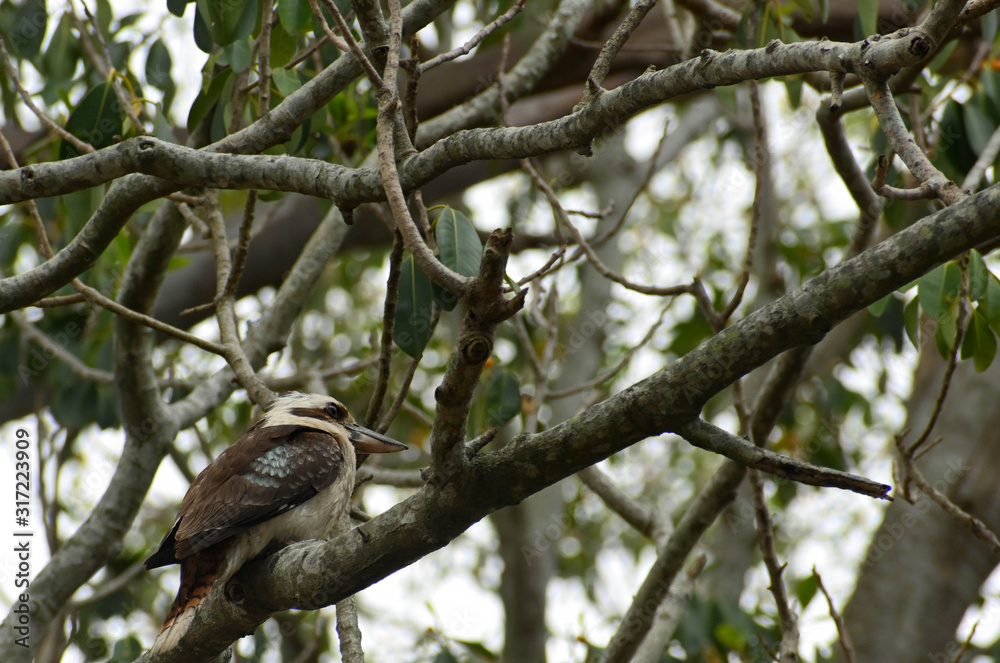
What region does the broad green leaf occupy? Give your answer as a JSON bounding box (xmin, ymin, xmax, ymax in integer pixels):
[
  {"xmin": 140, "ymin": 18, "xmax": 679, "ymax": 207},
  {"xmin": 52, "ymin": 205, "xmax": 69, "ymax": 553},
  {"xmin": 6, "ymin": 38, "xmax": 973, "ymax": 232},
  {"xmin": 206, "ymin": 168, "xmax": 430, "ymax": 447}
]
[
  {"xmin": 187, "ymin": 68, "xmax": 231, "ymax": 134},
  {"xmin": 983, "ymin": 68, "xmax": 1000, "ymax": 119},
  {"xmin": 962, "ymin": 103, "xmax": 995, "ymax": 155},
  {"xmin": 4, "ymin": 0, "xmax": 47, "ymax": 59},
  {"xmin": 796, "ymin": 575, "xmax": 819, "ymax": 610},
  {"xmin": 969, "ymin": 250, "xmax": 988, "ymax": 302},
  {"xmin": 271, "ymin": 68, "xmax": 303, "ymax": 97},
  {"xmin": 984, "ymin": 10, "xmax": 998, "ymax": 43},
  {"xmin": 984, "ymin": 272, "xmax": 1000, "ymax": 329},
  {"xmin": 433, "ymin": 207, "xmax": 482, "ymax": 311},
  {"xmin": 868, "ymin": 293, "xmax": 891, "ymax": 317},
  {"xmin": 109, "ymin": 636, "xmax": 143, "ymax": 663},
  {"xmin": 146, "ymin": 39, "xmax": 174, "ymax": 90},
  {"xmin": 857, "ymin": 0, "xmax": 878, "ymax": 38},
  {"xmin": 394, "ymin": 255, "xmax": 434, "ymax": 358},
  {"xmin": 279, "ymin": 0, "xmax": 313, "ymax": 35},
  {"xmin": 485, "ymin": 370, "xmax": 521, "ymax": 427},
  {"xmin": 41, "ymin": 13, "xmax": 78, "ymax": 85},
  {"xmin": 167, "ymin": 0, "xmax": 191, "ymax": 17},
  {"xmin": 196, "ymin": 0, "xmax": 258, "ymax": 47},
  {"xmin": 934, "ymin": 305, "xmax": 958, "ymax": 356},
  {"xmin": 223, "ymin": 37, "xmax": 253, "ymax": 72},
  {"xmin": 270, "ymin": 17, "xmax": 299, "ymax": 66},
  {"xmin": 60, "ymin": 84, "xmax": 123, "ymax": 159},
  {"xmin": 193, "ymin": 4, "xmax": 213, "ymax": 52},
  {"xmin": 961, "ymin": 307, "xmax": 997, "ymax": 371},
  {"xmin": 917, "ymin": 262, "xmax": 961, "ymax": 322},
  {"xmin": 784, "ymin": 76, "xmax": 803, "ymax": 109},
  {"xmin": 936, "ymin": 100, "xmax": 978, "ymax": 180}
]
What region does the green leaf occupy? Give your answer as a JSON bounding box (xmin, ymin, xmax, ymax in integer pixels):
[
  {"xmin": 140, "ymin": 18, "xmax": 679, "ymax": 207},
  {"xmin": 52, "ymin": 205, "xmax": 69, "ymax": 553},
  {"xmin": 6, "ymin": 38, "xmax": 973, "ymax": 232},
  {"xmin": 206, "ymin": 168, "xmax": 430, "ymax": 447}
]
[
  {"xmin": 167, "ymin": 0, "xmax": 191, "ymax": 17},
  {"xmin": 969, "ymin": 250, "xmax": 988, "ymax": 302},
  {"xmin": 196, "ymin": 0, "xmax": 258, "ymax": 47},
  {"xmin": 279, "ymin": 0, "xmax": 313, "ymax": 35},
  {"xmin": 433, "ymin": 207, "xmax": 482, "ymax": 311},
  {"xmin": 485, "ymin": 370, "xmax": 521, "ymax": 428},
  {"xmin": 187, "ymin": 68, "xmax": 231, "ymax": 134},
  {"xmin": 784, "ymin": 76, "xmax": 803, "ymax": 109},
  {"xmin": 41, "ymin": 12, "xmax": 78, "ymax": 85},
  {"xmin": 271, "ymin": 68, "xmax": 303, "ymax": 97},
  {"xmin": 797, "ymin": 575, "xmax": 819, "ymax": 610},
  {"xmin": 962, "ymin": 307, "xmax": 997, "ymax": 372},
  {"xmin": 917, "ymin": 262, "xmax": 961, "ymax": 322},
  {"xmin": 962, "ymin": 103, "xmax": 995, "ymax": 155},
  {"xmin": 857, "ymin": 0, "xmax": 878, "ymax": 37},
  {"xmin": 146, "ymin": 39, "xmax": 174, "ymax": 90},
  {"xmin": 937, "ymin": 100, "xmax": 978, "ymax": 180},
  {"xmin": 394, "ymin": 255, "xmax": 434, "ymax": 358},
  {"xmin": 4, "ymin": 0, "xmax": 47, "ymax": 59},
  {"xmin": 934, "ymin": 306, "xmax": 958, "ymax": 356},
  {"xmin": 984, "ymin": 272, "xmax": 1000, "ymax": 330},
  {"xmin": 193, "ymin": 4, "xmax": 213, "ymax": 52},
  {"xmin": 270, "ymin": 17, "xmax": 299, "ymax": 66},
  {"xmin": 868, "ymin": 293, "xmax": 892, "ymax": 317},
  {"xmin": 818, "ymin": 0, "xmax": 829, "ymax": 22},
  {"xmin": 60, "ymin": 84, "xmax": 123, "ymax": 159},
  {"xmin": 223, "ymin": 36, "xmax": 253, "ymax": 72},
  {"xmin": 109, "ymin": 636, "xmax": 143, "ymax": 662}
]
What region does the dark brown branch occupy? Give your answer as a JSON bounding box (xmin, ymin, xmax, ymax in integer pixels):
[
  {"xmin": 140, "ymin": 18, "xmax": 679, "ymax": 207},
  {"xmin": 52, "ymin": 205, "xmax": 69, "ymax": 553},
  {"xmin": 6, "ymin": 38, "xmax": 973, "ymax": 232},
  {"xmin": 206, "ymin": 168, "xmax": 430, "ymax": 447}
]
[{"xmin": 679, "ymin": 419, "xmax": 891, "ymax": 499}]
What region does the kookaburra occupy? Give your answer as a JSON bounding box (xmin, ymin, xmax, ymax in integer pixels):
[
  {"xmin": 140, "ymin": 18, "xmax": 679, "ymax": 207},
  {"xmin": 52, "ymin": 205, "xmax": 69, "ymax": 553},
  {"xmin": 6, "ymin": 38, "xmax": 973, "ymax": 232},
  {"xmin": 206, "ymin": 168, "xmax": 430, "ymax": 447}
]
[{"xmin": 144, "ymin": 392, "xmax": 406, "ymax": 654}]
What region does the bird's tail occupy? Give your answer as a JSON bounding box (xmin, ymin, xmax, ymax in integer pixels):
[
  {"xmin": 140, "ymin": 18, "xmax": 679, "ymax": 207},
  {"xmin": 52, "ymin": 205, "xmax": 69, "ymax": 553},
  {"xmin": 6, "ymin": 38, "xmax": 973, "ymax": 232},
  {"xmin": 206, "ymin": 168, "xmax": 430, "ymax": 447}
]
[{"xmin": 150, "ymin": 543, "xmax": 230, "ymax": 654}]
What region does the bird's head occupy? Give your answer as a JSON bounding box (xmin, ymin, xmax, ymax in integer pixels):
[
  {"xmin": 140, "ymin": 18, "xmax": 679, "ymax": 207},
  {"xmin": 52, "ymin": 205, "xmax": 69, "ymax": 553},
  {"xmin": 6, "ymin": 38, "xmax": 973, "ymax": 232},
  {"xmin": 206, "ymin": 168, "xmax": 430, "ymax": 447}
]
[{"xmin": 260, "ymin": 392, "xmax": 407, "ymax": 455}]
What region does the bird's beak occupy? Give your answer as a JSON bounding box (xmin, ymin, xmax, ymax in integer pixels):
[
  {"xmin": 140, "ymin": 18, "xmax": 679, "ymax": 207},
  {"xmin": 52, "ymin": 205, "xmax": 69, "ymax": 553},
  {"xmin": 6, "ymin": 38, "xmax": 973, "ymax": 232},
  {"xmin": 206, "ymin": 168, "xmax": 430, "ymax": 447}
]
[{"xmin": 346, "ymin": 423, "xmax": 408, "ymax": 454}]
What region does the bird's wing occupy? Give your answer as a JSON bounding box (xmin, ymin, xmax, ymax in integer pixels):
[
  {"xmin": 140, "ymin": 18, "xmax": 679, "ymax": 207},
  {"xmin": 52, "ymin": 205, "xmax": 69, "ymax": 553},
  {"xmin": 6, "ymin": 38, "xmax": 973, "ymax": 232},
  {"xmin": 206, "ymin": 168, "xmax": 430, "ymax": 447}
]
[{"xmin": 171, "ymin": 425, "xmax": 345, "ymax": 559}]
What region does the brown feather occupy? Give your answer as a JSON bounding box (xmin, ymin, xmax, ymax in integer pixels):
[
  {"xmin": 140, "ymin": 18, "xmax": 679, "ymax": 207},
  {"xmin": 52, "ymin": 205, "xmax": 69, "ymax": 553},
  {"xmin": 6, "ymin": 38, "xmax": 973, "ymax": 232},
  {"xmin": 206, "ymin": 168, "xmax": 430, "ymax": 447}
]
[
  {"xmin": 151, "ymin": 426, "xmax": 345, "ymax": 561},
  {"xmin": 145, "ymin": 393, "xmax": 407, "ymax": 653}
]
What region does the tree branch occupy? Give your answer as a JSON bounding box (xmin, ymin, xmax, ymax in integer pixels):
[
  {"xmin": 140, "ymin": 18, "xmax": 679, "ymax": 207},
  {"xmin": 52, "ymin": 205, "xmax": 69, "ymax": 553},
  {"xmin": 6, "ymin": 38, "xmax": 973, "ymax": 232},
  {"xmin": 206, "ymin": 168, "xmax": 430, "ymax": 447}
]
[{"xmin": 127, "ymin": 174, "xmax": 1000, "ymax": 663}]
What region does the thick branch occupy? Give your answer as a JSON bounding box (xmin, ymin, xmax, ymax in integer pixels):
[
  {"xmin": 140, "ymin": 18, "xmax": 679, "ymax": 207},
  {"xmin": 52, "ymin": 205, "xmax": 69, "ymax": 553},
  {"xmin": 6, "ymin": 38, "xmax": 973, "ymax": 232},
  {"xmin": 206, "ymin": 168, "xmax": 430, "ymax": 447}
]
[
  {"xmin": 129, "ymin": 169, "xmax": 1000, "ymax": 663},
  {"xmin": 0, "ymin": 0, "xmax": 458, "ymax": 315}
]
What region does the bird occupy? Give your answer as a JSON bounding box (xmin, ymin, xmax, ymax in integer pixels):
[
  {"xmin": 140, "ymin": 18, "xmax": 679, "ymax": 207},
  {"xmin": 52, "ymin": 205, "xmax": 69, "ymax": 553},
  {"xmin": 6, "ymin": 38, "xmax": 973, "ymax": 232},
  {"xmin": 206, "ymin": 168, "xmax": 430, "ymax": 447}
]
[{"xmin": 144, "ymin": 392, "xmax": 407, "ymax": 654}]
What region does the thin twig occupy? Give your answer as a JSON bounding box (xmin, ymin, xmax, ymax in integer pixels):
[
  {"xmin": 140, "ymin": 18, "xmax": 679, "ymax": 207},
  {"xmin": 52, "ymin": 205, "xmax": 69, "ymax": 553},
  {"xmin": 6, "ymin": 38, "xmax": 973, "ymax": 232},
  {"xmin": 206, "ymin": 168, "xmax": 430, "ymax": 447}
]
[
  {"xmin": 548, "ymin": 301, "xmax": 672, "ymax": 399},
  {"xmin": 578, "ymin": 465, "xmax": 666, "ymax": 542},
  {"xmin": 373, "ymin": 0, "xmax": 470, "ymax": 300},
  {"xmin": 579, "ymin": 0, "xmax": 658, "ymax": 107},
  {"xmin": 749, "ymin": 469, "xmax": 799, "ymax": 662},
  {"xmin": 72, "ymin": 278, "xmax": 226, "ymax": 355},
  {"xmin": 378, "ymin": 315, "xmax": 436, "ymax": 433},
  {"xmin": 333, "ymin": 511, "xmax": 365, "ymax": 663},
  {"xmin": 719, "ymin": 80, "xmax": 765, "ymax": 323},
  {"xmin": 893, "ymin": 434, "xmax": 1000, "ymax": 554},
  {"xmin": 521, "ymin": 158, "xmax": 690, "ymax": 297},
  {"xmin": 11, "ymin": 312, "xmax": 114, "ymax": 384},
  {"xmin": 419, "ymin": 0, "xmax": 526, "ymax": 73},
  {"xmin": 678, "ymin": 418, "xmax": 892, "ymax": 500},
  {"xmin": 224, "ymin": 191, "xmax": 257, "ymax": 300},
  {"xmin": 864, "ymin": 77, "xmax": 965, "ymax": 205},
  {"xmin": 79, "ymin": 2, "xmax": 146, "ymax": 133},
  {"xmin": 905, "ymin": 252, "xmax": 969, "ymax": 458},
  {"xmin": 365, "ymin": 231, "xmax": 405, "ymax": 428},
  {"xmin": 962, "ymin": 123, "xmax": 1000, "ymax": 191},
  {"xmin": 0, "ymin": 37, "xmax": 92, "ymax": 153},
  {"xmin": 813, "ymin": 568, "xmax": 855, "ymax": 663},
  {"xmin": 204, "ymin": 190, "xmax": 275, "ymax": 405}
]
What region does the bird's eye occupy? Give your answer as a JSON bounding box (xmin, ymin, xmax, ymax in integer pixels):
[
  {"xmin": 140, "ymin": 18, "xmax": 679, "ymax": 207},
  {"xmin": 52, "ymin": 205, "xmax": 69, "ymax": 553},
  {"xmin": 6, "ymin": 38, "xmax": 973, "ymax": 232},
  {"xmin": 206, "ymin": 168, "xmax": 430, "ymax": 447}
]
[{"xmin": 325, "ymin": 402, "xmax": 345, "ymax": 419}]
